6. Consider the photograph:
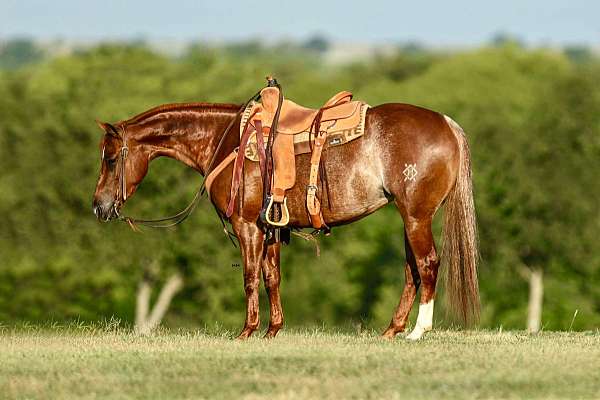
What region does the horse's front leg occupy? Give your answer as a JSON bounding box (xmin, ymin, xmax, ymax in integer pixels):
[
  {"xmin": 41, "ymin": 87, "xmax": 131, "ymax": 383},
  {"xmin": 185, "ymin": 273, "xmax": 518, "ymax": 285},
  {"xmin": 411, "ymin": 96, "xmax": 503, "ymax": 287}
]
[
  {"xmin": 262, "ymin": 242, "xmax": 283, "ymax": 338},
  {"xmin": 232, "ymin": 217, "xmax": 264, "ymax": 340}
]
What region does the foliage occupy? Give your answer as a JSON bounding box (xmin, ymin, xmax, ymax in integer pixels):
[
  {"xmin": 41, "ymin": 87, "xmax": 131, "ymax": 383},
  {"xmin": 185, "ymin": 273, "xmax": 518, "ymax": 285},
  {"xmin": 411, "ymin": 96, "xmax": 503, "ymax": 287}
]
[
  {"xmin": 0, "ymin": 43, "xmax": 599, "ymax": 331},
  {"xmin": 0, "ymin": 38, "xmax": 44, "ymax": 70}
]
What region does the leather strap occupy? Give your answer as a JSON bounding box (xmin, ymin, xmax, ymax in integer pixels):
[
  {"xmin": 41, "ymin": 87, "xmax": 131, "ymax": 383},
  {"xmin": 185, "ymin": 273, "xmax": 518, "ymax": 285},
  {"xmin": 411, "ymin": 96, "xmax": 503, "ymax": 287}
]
[
  {"xmin": 254, "ymin": 119, "xmax": 267, "ymax": 181},
  {"xmin": 205, "ymin": 118, "xmax": 267, "ymax": 207},
  {"xmin": 226, "ymin": 115, "xmax": 257, "ymax": 217},
  {"xmin": 204, "ymin": 149, "xmax": 237, "ymax": 200},
  {"xmin": 263, "ymin": 85, "xmax": 284, "ymax": 206},
  {"xmin": 306, "ymin": 128, "xmax": 327, "ymax": 229}
]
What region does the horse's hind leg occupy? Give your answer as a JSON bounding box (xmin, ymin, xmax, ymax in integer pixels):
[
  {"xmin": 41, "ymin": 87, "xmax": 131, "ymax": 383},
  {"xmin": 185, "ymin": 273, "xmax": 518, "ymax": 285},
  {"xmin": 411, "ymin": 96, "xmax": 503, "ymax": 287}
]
[
  {"xmin": 382, "ymin": 232, "xmax": 420, "ymax": 338},
  {"xmin": 404, "ymin": 217, "xmax": 440, "ymax": 340},
  {"xmin": 262, "ymin": 242, "xmax": 284, "ymax": 338}
]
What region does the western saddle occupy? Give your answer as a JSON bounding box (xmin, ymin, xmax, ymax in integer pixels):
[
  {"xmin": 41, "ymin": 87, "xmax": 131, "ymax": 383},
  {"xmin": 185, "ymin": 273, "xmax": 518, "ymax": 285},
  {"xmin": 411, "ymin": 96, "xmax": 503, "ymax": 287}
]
[{"xmin": 205, "ymin": 77, "xmax": 369, "ymax": 231}]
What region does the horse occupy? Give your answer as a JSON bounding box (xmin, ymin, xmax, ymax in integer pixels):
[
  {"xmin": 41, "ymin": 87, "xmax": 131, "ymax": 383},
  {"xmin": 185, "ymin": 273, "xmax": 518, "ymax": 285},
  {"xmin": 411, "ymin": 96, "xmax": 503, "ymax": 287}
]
[{"xmin": 92, "ymin": 99, "xmax": 479, "ymax": 340}]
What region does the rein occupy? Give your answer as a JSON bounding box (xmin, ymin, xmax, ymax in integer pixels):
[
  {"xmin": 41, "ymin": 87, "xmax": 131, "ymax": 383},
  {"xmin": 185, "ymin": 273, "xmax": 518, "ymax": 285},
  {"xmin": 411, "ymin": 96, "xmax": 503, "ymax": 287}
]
[{"xmin": 114, "ymin": 88, "xmax": 264, "ymax": 232}]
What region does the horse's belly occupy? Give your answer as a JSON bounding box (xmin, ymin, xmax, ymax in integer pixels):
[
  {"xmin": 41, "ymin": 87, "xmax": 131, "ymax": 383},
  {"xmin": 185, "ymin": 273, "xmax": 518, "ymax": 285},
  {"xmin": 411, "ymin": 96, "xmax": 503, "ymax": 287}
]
[{"xmin": 285, "ymin": 139, "xmax": 388, "ymax": 227}]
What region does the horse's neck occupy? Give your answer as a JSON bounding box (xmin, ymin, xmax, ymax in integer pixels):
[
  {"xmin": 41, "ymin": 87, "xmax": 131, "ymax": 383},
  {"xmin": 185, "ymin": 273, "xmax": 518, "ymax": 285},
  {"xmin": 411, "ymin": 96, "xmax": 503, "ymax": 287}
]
[{"xmin": 136, "ymin": 106, "xmax": 239, "ymax": 175}]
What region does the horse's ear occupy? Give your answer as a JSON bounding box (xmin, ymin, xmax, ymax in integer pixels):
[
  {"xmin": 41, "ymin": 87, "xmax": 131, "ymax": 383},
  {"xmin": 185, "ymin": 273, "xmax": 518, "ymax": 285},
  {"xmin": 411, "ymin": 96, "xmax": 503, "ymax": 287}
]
[{"xmin": 95, "ymin": 120, "xmax": 120, "ymax": 138}]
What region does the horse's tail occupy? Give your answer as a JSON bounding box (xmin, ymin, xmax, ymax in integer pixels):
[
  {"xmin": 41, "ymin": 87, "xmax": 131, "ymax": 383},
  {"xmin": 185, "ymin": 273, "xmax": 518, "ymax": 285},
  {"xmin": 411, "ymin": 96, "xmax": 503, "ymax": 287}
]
[{"xmin": 442, "ymin": 115, "xmax": 480, "ymax": 325}]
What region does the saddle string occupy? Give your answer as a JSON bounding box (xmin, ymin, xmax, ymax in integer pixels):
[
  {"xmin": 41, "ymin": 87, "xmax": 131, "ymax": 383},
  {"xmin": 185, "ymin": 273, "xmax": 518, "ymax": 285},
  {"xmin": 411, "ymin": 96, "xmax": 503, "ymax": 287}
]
[{"xmin": 290, "ymin": 230, "xmax": 321, "ymax": 257}]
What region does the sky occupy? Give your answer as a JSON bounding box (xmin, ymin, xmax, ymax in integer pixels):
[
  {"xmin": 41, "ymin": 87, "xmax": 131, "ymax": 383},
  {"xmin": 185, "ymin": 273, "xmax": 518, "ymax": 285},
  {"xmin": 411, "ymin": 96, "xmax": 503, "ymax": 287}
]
[{"xmin": 1, "ymin": 0, "xmax": 598, "ymax": 46}]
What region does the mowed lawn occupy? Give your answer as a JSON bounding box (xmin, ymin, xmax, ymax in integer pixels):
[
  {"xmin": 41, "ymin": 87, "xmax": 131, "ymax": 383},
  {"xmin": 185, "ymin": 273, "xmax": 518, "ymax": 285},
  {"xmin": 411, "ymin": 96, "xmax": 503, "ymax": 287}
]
[{"xmin": 1, "ymin": 328, "xmax": 599, "ymax": 399}]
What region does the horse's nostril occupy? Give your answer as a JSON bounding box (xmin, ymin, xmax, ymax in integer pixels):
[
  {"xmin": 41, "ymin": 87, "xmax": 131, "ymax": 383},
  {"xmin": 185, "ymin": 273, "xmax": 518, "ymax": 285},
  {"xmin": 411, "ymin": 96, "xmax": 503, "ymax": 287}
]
[{"xmin": 93, "ymin": 205, "xmax": 108, "ymax": 220}]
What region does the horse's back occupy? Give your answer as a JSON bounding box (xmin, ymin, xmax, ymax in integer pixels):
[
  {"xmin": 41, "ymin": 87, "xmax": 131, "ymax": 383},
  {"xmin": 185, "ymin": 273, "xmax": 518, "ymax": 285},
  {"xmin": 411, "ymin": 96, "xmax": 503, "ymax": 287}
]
[{"xmin": 367, "ymin": 103, "xmax": 458, "ymax": 148}]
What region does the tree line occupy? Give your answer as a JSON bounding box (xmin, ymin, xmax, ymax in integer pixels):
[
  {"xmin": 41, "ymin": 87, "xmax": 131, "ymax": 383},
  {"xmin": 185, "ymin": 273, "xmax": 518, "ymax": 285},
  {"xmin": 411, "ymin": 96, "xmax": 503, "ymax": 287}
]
[{"xmin": 0, "ymin": 41, "xmax": 599, "ymax": 331}]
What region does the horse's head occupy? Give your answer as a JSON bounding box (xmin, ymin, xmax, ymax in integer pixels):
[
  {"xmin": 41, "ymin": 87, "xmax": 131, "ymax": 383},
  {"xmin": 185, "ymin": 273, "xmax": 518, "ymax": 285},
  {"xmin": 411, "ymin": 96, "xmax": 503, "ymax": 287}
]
[{"xmin": 92, "ymin": 121, "xmax": 150, "ymax": 222}]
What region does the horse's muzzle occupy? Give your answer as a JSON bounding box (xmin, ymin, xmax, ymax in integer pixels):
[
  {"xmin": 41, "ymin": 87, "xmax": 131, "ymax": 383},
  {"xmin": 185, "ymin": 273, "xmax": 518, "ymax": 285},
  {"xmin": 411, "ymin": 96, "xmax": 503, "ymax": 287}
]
[{"xmin": 92, "ymin": 200, "xmax": 118, "ymax": 222}]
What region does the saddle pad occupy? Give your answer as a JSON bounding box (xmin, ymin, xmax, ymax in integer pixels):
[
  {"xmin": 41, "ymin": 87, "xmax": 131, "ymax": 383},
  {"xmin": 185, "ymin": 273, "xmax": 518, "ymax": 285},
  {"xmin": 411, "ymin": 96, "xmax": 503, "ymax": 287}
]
[{"xmin": 241, "ymin": 101, "xmax": 370, "ymax": 162}]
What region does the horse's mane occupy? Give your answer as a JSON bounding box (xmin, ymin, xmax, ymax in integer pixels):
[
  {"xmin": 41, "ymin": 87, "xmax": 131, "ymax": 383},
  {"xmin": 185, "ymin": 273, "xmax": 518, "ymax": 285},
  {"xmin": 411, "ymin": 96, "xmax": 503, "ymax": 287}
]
[{"xmin": 119, "ymin": 102, "xmax": 240, "ymax": 126}]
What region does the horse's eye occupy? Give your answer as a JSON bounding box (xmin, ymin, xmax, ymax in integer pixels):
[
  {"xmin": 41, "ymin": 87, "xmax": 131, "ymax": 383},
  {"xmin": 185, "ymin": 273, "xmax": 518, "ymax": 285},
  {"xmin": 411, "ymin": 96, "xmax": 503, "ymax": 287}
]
[{"xmin": 106, "ymin": 158, "xmax": 117, "ymax": 167}]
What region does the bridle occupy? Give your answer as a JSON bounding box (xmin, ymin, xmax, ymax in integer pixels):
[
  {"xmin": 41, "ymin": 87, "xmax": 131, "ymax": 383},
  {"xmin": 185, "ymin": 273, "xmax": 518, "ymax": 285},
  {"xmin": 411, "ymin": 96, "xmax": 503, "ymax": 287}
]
[
  {"xmin": 109, "ymin": 87, "xmax": 264, "ymax": 232},
  {"xmin": 99, "ymin": 134, "xmax": 129, "ymax": 220},
  {"xmin": 109, "ymin": 122, "xmax": 207, "ymax": 231},
  {"xmin": 98, "ymin": 126, "xmax": 132, "ymax": 222}
]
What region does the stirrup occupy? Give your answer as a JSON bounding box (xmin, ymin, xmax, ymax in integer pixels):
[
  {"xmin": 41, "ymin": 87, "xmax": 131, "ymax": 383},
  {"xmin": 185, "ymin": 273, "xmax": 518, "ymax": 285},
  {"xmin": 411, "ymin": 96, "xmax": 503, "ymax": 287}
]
[{"xmin": 263, "ymin": 196, "xmax": 289, "ymax": 227}]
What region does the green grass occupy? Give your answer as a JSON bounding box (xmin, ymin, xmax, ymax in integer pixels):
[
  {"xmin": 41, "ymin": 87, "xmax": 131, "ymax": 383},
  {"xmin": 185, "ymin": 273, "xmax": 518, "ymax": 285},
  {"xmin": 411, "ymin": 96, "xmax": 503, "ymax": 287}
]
[{"xmin": 1, "ymin": 326, "xmax": 599, "ymax": 399}]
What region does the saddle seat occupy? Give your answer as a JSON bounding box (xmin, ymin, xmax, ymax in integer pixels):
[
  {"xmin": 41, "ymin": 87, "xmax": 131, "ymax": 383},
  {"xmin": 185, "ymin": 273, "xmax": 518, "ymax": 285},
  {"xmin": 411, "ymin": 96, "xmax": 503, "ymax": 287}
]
[
  {"xmin": 241, "ymin": 89, "xmax": 368, "ymax": 160},
  {"xmin": 261, "ymin": 89, "xmax": 354, "ymax": 134}
]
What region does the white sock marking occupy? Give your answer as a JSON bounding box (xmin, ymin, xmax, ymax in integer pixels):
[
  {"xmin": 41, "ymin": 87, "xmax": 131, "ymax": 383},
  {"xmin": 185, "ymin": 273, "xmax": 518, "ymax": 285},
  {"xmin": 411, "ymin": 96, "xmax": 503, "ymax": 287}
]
[{"xmin": 406, "ymin": 299, "xmax": 434, "ymax": 341}]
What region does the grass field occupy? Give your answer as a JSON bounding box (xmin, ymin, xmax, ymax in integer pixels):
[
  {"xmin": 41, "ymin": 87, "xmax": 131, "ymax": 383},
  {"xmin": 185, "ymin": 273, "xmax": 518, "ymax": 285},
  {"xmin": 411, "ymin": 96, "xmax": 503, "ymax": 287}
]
[{"xmin": 1, "ymin": 326, "xmax": 599, "ymax": 399}]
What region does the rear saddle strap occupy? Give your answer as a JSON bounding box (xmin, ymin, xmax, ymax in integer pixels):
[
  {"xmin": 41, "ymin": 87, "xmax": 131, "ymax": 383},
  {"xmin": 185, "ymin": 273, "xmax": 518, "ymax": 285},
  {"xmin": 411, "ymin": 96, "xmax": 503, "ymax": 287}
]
[
  {"xmin": 304, "ymin": 102, "xmax": 346, "ymax": 230},
  {"xmin": 306, "ymin": 127, "xmax": 327, "ymax": 229}
]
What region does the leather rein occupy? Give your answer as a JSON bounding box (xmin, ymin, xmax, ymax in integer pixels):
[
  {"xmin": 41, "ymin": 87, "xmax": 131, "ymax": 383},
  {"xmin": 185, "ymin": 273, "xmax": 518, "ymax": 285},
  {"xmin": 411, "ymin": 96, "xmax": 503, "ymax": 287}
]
[{"xmin": 112, "ymin": 89, "xmax": 264, "ymax": 233}]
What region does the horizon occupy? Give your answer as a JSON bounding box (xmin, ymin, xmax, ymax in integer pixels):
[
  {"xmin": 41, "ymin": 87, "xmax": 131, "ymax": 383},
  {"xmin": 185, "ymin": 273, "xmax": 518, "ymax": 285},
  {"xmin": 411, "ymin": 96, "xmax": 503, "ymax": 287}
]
[{"xmin": 1, "ymin": 0, "xmax": 598, "ymax": 47}]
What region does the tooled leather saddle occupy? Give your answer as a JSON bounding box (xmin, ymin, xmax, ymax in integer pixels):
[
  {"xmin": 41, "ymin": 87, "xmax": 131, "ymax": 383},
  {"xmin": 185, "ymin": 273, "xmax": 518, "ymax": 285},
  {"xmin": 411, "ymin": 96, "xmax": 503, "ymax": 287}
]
[{"xmin": 205, "ymin": 77, "xmax": 369, "ymax": 231}]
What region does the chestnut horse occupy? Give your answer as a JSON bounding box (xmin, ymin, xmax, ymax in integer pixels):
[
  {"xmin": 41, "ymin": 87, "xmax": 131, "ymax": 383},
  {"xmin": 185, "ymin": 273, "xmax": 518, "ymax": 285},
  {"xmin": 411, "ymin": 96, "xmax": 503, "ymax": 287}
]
[{"xmin": 92, "ymin": 100, "xmax": 479, "ymax": 340}]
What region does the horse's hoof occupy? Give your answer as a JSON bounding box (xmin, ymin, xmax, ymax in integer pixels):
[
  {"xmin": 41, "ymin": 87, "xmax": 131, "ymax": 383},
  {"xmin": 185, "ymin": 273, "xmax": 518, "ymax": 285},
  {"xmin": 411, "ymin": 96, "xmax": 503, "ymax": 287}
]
[
  {"xmin": 235, "ymin": 329, "xmax": 255, "ymax": 340},
  {"xmin": 406, "ymin": 326, "xmax": 431, "ymax": 341},
  {"xmin": 381, "ymin": 329, "xmax": 398, "ymax": 339},
  {"xmin": 263, "ymin": 325, "xmax": 282, "ymax": 339}
]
